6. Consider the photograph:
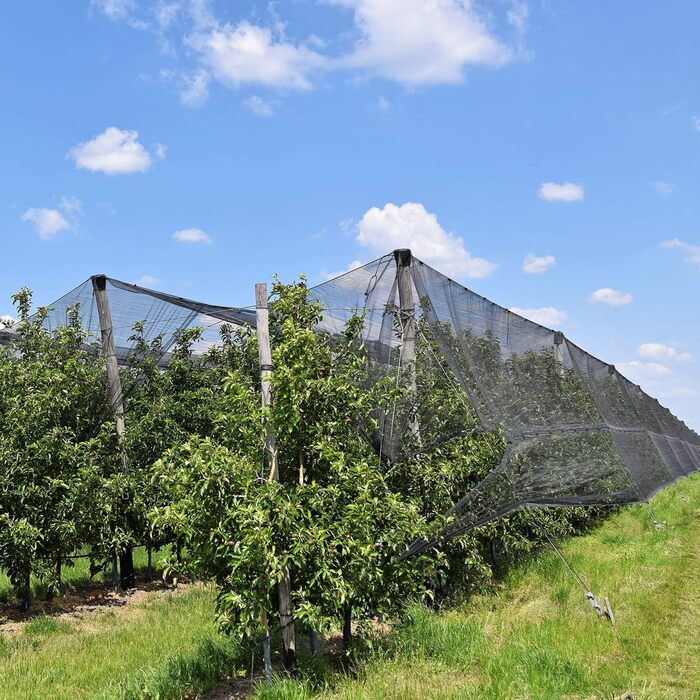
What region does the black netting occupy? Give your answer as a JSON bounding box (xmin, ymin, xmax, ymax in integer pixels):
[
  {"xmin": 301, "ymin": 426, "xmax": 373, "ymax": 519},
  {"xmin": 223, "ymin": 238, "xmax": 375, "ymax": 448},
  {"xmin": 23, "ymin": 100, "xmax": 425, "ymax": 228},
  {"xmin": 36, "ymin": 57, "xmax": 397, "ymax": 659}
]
[
  {"xmin": 38, "ymin": 276, "xmax": 255, "ymax": 366},
  {"xmin": 28, "ymin": 251, "xmax": 700, "ymax": 555}
]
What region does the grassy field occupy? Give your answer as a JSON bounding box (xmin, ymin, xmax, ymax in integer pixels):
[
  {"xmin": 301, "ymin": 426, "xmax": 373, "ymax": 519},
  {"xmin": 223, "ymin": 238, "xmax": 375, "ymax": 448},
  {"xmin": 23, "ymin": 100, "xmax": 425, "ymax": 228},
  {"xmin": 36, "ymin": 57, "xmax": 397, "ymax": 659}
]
[{"xmin": 0, "ymin": 474, "xmax": 698, "ymax": 699}]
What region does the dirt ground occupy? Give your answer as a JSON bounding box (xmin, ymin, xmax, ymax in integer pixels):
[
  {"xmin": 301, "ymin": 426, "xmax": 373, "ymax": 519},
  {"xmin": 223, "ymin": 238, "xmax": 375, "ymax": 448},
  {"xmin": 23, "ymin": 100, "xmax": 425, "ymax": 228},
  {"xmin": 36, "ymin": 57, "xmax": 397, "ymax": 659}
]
[{"xmin": 0, "ymin": 576, "xmax": 187, "ymax": 637}]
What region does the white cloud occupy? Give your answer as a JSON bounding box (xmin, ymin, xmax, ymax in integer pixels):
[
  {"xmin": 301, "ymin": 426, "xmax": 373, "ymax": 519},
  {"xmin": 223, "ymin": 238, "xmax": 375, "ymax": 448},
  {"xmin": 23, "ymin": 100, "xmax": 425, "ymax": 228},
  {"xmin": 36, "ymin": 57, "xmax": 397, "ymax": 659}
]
[
  {"xmin": 244, "ymin": 95, "xmax": 275, "ymax": 117},
  {"xmin": 378, "ymin": 95, "xmax": 391, "ymax": 112},
  {"xmin": 91, "ymin": 0, "xmax": 150, "ymax": 30},
  {"xmin": 617, "ymin": 360, "xmax": 672, "ymax": 380},
  {"xmin": 538, "ymin": 182, "xmax": 585, "ymax": 202},
  {"xmin": 134, "ymin": 275, "xmax": 161, "ymax": 287},
  {"xmin": 68, "ymin": 127, "xmax": 156, "ymax": 175},
  {"xmin": 661, "ymin": 238, "xmax": 700, "ymax": 268},
  {"xmin": 59, "ymin": 195, "xmax": 84, "ymax": 215},
  {"xmin": 522, "ymin": 253, "xmax": 555, "ymax": 274},
  {"xmin": 332, "ymin": 0, "xmax": 512, "ymax": 86},
  {"xmin": 637, "ymin": 342, "xmax": 692, "ymax": 364},
  {"xmin": 663, "ymin": 386, "xmax": 698, "ymax": 398},
  {"xmin": 100, "ymin": 2, "xmax": 524, "ymax": 103},
  {"xmin": 189, "ymin": 21, "xmax": 325, "ymax": 92},
  {"xmin": 692, "ymin": 115, "xmax": 700, "ymax": 133},
  {"xmin": 509, "ymin": 306, "xmax": 567, "ymax": 328},
  {"xmin": 1, "ymin": 315, "xmax": 17, "ymax": 329},
  {"xmin": 323, "ymin": 259, "xmax": 364, "ymax": 280},
  {"xmin": 173, "ymin": 227, "xmax": 212, "ymax": 244},
  {"xmin": 92, "ymin": 0, "xmax": 135, "ymax": 21},
  {"xmin": 154, "ymin": 143, "xmax": 167, "ymax": 159},
  {"xmin": 507, "ymin": 1, "xmax": 529, "ymax": 33},
  {"xmin": 21, "ymin": 208, "xmax": 70, "ymax": 240},
  {"xmin": 652, "ymin": 180, "xmax": 675, "ymax": 196},
  {"xmin": 180, "ymin": 69, "xmax": 210, "ymax": 107},
  {"xmin": 356, "ymin": 202, "xmax": 497, "ymax": 279},
  {"xmin": 589, "ymin": 287, "xmax": 633, "ymax": 307},
  {"xmin": 155, "ymin": 1, "xmax": 180, "ymax": 30}
]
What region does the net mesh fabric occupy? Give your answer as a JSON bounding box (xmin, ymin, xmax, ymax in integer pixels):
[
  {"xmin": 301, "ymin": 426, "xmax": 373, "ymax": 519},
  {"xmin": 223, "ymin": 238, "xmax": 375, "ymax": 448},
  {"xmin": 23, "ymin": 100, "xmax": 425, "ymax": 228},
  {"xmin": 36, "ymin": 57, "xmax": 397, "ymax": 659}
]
[
  {"xmin": 30, "ymin": 253, "xmax": 700, "ymax": 555},
  {"xmin": 312, "ymin": 253, "xmax": 699, "ymax": 555}
]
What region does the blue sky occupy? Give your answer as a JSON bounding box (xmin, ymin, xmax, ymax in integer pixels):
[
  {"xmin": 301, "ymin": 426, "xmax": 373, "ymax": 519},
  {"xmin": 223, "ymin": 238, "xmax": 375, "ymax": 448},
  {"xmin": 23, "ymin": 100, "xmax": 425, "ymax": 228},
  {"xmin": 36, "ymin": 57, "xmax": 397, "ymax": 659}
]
[{"xmin": 1, "ymin": 0, "xmax": 699, "ymax": 428}]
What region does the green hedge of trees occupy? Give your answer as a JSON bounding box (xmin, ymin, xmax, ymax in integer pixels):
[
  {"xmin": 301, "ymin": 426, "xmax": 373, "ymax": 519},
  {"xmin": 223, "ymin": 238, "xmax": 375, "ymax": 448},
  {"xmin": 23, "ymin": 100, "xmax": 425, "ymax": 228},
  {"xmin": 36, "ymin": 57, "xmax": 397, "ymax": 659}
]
[{"xmin": 0, "ymin": 280, "xmax": 604, "ymax": 641}]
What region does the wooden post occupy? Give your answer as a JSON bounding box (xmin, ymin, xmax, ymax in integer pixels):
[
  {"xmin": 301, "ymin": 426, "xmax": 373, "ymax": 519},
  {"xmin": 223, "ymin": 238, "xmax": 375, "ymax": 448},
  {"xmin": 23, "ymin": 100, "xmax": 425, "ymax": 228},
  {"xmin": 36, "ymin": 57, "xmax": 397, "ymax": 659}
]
[
  {"xmin": 394, "ymin": 249, "xmax": 421, "ymax": 442},
  {"xmin": 255, "ymin": 283, "xmax": 297, "ymax": 674},
  {"xmin": 309, "ymin": 629, "xmax": 320, "ymax": 657},
  {"xmin": 554, "ymin": 331, "xmax": 565, "ymax": 375},
  {"xmin": 261, "ymin": 610, "xmax": 273, "ymax": 683},
  {"xmin": 256, "ymin": 283, "xmax": 278, "ymax": 481},
  {"xmin": 92, "ymin": 275, "xmax": 126, "ymax": 444},
  {"xmin": 92, "ymin": 275, "xmax": 135, "ymax": 590}
]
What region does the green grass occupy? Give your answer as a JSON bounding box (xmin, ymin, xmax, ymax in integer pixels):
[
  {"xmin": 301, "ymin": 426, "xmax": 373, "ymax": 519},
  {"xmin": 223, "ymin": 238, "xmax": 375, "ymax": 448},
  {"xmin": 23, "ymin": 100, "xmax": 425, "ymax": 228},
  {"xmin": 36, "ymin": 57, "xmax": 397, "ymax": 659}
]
[
  {"xmin": 259, "ymin": 473, "xmax": 700, "ymax": 700},
  {"xmin": 0, "ymin": 585, "xmax": 247, "ymax": 700},
  {"xmin": 1, "ymin": 476, "xmax": 697, "ymax": 700},
  {"xmin": 0, "ymin": 545, "xmax": 170, "ymax": 604}
]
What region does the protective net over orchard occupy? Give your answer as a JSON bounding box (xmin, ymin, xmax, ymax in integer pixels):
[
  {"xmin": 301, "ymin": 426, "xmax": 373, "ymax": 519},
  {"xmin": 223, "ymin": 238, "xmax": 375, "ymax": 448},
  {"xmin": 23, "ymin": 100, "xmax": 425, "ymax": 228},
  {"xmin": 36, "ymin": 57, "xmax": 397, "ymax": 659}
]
[{"xmin": 8, "ymin": 250, "xmax": 699, "ymax": 556}]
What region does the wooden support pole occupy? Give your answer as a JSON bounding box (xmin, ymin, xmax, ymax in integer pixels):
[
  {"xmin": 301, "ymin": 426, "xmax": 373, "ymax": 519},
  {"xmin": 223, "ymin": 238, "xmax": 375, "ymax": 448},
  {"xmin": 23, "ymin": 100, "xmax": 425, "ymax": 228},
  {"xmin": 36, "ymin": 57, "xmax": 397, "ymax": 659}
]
[
  {"xmin": 255, "ymin": 283, "xmax": 297, "ymax": 675},
  {"xmin": 394, "ymin": 249, "xmax": 421, "ymax": 443},
  {"xmin": 554, "ymin": 330, "xmax": 565, "ymax": 375},
  {"xmin": 92, "ymin": 275, "xmax": 135, "ymax": 590},
  {"xmin": 256, "ymin": 283, "xmax": 278, "ymax": 481},
  {"xmin": 92, "ymin": 275, "xmax": 126, "ymax": 445}
]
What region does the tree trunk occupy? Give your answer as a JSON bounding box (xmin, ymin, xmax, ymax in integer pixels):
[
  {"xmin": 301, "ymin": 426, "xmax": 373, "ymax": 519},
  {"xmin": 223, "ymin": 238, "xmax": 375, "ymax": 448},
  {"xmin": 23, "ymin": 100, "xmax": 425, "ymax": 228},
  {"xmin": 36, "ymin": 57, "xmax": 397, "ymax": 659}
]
[
  {"xmin": 343, "ymin": 604, "xmax": 352, "ymax": 651},
  {"xmin": 19, "ymin": 572, "xmax": 31, "ymax": 613},
  {"xmin": 120, "ymin": 545, "xmax": 135, "ymax": 590}
]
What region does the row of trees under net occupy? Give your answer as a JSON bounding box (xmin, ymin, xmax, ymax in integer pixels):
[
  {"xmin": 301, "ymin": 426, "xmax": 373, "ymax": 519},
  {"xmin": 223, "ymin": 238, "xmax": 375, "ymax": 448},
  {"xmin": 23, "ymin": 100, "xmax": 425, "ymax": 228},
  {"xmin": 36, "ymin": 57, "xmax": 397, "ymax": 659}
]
[{"xmin": 1, "ymin": 250, "xmax": 698, "ymax": 671}]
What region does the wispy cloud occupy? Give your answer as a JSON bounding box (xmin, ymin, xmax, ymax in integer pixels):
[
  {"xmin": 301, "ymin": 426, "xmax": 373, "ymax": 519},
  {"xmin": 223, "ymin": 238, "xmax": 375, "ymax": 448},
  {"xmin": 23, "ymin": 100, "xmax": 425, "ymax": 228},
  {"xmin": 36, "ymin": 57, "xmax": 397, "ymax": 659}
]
[
  {"xmin": 652, "ymin": 180, "xmax": 675, "ymax": 196},
  {"xmin": 660, "ymin": 238, "xmax": 700, "ymax": 268},
  {"xmin": 322, "ymin": 259, "xmax": 364, "ymax": 280},
  {"xmin": 134, "ymin": 275, "xmax": 162, "ymax": 287},
  {"xmin": 638, "ymin": 342, "xmax": 692, "ymax": 364},
  {"xmin": 618, "ymin": 360, "xmax": 672, "ymax": 380},
  {"xmin": 173, "ymin": 227, "xmax": 212, "ymax": 244},
  {"xmin": 589, "ymin": 288, "xmax": 633, "ymax": 307},
  {"xmin": 523, "ymin": 253, "xmax": 555, "ymax": 274},
  {"xmin": 509, "ymin": 306, "xmax": 567, "ymax": 328},
  {"xmin": 179, "ymin": 69, "xmax": 210, "ymax": 107},
  {"xmin": 244, "ymin": 95, "xmax": 275, "ymax": 117},
  {"xmin": 538, "ymin": 182, "xmax": 584, "ymax": 202}
]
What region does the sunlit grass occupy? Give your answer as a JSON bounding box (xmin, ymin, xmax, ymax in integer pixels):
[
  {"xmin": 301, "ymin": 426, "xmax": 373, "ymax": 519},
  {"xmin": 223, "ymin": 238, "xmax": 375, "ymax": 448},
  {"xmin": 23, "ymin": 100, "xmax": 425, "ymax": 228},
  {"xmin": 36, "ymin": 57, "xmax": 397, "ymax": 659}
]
[{"xmin": 0, "ymin": 585, "xmax": 247, "ymax": 700}]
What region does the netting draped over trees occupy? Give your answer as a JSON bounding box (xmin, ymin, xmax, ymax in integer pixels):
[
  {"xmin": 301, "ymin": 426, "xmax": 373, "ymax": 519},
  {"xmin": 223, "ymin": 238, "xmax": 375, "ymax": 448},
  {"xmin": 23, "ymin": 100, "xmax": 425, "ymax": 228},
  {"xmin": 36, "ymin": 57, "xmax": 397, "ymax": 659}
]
[{"xmin": 8, "ymin": 250, "xmax": 699, "ymax": 559}]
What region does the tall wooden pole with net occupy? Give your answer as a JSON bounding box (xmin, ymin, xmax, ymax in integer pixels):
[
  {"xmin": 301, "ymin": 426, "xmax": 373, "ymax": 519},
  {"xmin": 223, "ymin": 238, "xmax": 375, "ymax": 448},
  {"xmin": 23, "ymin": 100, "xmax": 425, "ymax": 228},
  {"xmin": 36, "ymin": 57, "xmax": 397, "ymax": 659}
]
[
  {"xmin": 91, "ymin": 274, "xmax": 135, "ymax": 589},
  {"xmin": 256, "ymin": 282, "xmax": 297, "ymax": 675}
]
